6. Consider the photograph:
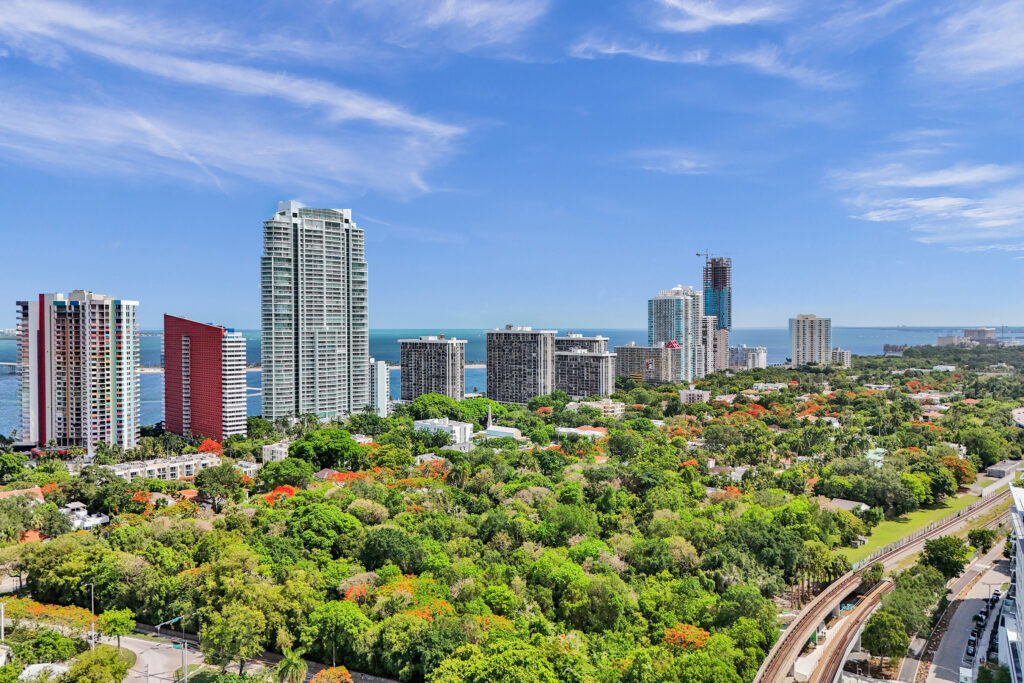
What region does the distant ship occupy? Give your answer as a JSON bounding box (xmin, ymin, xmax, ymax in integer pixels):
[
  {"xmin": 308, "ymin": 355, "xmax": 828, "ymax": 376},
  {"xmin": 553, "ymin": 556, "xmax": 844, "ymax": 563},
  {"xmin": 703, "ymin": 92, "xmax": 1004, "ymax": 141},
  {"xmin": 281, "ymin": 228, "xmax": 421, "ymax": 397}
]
[{"xmin": 0, "ymin": 329, "xmax": 17, "ymax": 340}]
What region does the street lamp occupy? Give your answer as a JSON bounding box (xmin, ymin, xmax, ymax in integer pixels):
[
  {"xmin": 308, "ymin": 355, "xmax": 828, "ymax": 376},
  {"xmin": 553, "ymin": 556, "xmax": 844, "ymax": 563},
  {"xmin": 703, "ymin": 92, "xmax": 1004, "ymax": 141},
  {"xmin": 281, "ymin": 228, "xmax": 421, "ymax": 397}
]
[{"xmin": 82, "ymin": 583, "xmax": 95, "ymax": 650}]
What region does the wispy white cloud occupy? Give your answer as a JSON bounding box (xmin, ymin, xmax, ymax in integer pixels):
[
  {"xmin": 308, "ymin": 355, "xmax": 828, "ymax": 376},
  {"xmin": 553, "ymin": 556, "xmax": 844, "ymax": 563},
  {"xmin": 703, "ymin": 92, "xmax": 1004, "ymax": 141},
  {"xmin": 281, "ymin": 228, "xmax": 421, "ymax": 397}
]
[
  {"xmin": 355, "ymin": 0, "xmax": 550, "ymax": 49},
  {"xmin": 0, "ymin": 0, "xmax": 464, "ymax": 194},
  {"xmin": 629, "ymin": 149, "xmax": 712, "ymax": 175},
  {"xmin": 835, "ymin": 151, "xmax": 1024, "ymax": 246},
  {"xmin": 915, "ymin": 0, "xmax": 1024, "ymax": 84},
  {"xmin": 654, "ymin": 0, "xmax": 792, "ymax": 32},
  {"xmin": 570, "ymin": 37, "xmax": 844, "ymax": 88},
  {"xmin": 724, "ymin": 45, "xmax": 849, "ymax": 88},
  {"xmin": 570, "ymin": 37, "xmax": 708, "ymax": 64},
  {"xmin": 0, "ymin": 94, "xmax": 446, "ymax": 195},
  {"xmin": 838, "ymin": 162, "xmax": 1020, "ymax": 189}
]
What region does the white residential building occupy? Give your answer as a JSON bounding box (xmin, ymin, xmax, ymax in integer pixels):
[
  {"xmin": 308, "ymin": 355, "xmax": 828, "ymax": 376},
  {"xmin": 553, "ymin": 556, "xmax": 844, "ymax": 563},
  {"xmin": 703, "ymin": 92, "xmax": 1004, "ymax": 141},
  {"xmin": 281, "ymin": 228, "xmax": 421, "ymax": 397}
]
[
  {"xmin": 648, "ymin": 285, "xmax": 707, "ymax": 381},
  {"xmin": 790, "ymin": 314, "xmax": 832, "ymax": 366},
  {"xmin": 730, "ymin": 345, "xmax": 768, "ymax": 369},
  {"xmin": 831, "ymin": 347, "xmax": 852, "ymax": 369},
  {"xmin": 565, "ymin": 398, "xmax": 626, "ymax": 418},
  {"xmin": 998, "ymin": 485, "xmax": 1024, "ymax": 682},
  {"xmin": 679, "ymin": 388, "xmax": 712, "ymax": 404},
  {"xmin": 16, "ymin": 291, "xmax": 140, "ymax": 455},
  {"xmin": 261, "ymin": 201, "xmax": 369, "ymax": 422},
  {"xmin": 369, "ymin": 357, "xmax": 389, "ymax": 417},
  {"xmin": 106, "ymin": 453, "xmax": 222, "ymax": 483},
  {"xmin": 261, "ymin": 439, "xmax": 291, "ymax": 463},
  {"xmin": 413, "ymin": 417, "xmax": 473, "ymax": 445}
]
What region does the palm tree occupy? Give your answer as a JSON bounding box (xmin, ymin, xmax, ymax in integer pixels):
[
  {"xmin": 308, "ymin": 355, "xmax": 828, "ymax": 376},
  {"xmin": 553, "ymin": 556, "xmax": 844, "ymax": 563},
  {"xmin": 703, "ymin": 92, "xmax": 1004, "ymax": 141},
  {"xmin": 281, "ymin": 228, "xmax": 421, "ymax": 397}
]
[{"xmin": 275, "ymin": 647, "xmax": 307, "ymax": 683}]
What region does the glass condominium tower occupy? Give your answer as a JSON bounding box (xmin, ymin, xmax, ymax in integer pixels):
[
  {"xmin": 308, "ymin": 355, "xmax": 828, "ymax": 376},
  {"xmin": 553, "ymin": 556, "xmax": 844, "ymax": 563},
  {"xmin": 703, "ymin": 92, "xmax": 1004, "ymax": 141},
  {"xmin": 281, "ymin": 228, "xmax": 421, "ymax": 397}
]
[
  {"xmin": 703, "ymin": 256, "xmax": 732, "ymax": 331},
  {"xmin": 261, "ymin": 200, "xmax": 369, "ymax": 422}
]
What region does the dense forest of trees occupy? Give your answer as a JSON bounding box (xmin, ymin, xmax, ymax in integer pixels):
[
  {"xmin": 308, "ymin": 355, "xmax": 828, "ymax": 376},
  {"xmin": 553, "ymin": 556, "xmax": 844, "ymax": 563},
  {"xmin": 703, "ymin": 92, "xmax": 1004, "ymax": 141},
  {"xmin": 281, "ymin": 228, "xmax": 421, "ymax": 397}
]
[{"xmin": 0, "ymin": 345, "xmax": 1022, "ymax": 682}]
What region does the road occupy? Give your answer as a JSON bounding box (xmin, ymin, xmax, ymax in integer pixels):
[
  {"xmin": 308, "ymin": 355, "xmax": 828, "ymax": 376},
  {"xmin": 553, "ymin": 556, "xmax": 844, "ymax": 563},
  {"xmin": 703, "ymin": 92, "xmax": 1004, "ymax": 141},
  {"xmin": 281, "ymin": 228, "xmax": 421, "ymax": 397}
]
[{"xmin": 925, "ymin": 551, "xmax": 1010, "ymax": 683}]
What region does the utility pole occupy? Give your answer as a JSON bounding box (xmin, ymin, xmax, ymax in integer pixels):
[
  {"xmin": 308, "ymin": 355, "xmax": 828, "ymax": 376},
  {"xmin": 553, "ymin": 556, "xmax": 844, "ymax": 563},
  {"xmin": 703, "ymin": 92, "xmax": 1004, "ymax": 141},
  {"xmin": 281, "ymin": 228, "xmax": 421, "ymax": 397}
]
[
  {"xmin": 156, "ymin": 615, "xmax": 191, "ymax": 683},
  {"xmin": 83, "ymin": 582, "xmax": 95, "ymax": 649}
]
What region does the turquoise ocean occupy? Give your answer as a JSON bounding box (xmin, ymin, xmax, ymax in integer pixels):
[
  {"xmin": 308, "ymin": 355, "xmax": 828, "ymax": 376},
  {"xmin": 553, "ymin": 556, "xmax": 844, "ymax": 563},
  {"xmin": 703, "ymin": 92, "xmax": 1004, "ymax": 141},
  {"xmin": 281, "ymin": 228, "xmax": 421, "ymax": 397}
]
[{"xmin": 1, "ymin": 326, "xmax": 1020, "ymax": 437}]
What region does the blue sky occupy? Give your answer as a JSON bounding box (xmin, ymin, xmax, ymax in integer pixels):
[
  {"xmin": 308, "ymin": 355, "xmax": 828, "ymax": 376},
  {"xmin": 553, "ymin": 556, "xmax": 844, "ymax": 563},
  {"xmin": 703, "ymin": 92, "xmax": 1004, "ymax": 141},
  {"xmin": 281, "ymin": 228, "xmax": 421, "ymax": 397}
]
[{"xmin": 1, "ymin": 0, "xmax": 1023, "ymax": 330}]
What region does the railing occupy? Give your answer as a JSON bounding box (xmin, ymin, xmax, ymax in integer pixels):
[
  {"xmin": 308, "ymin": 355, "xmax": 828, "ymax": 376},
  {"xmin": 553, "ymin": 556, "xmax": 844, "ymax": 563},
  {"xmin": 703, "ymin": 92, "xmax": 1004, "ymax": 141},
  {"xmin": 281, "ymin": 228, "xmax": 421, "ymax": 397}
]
[{"xmin": 852, "ymin": 492, "xmax": 1006, "ymax": 571}]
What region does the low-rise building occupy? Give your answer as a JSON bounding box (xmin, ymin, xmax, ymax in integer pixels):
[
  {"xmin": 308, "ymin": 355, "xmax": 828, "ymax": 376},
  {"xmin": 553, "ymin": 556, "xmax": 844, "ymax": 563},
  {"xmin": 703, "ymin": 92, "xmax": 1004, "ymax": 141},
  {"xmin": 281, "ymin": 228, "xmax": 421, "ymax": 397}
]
[
  {"xmin": 864, "ymin": 448, "xmax": 887, "ymax": 467},
  {"xmin": 413, "ymin": 417, "xmax": 473, "ymax": 445},
  {"xmin": 60, "ymin": 501, "xmax": 109, "ymax": 530},
  {"xmin": 752, "ymin": 382, "xmax": 787, "ymax": 392},
  {"xmin": 107, "ymin": 453, "xmax": 222, "ymax": 483},
  {"xmin": 483, "ymin": 425, "xmax": 522, "ymax": 440},
  {"xmin": 932, "ymin": 364, "xmax": 957, "ymax": 372},
  {"xmin": 555, "ymin": 426, "xmax": 608, "ymax": 441},
  {"xmin": 988, "ymin": 460, "xmax": 1021, "ymax": 479},
  {"xmin": 679, "ymin": 388, "xmax": 711, "ymax": 404},
  {"xmin": 565, "ymin": 398, "xmax": 626, "ymax": 418},
  {"xmin": 262, "ymin": 440, "xmax": 291, "ymax": 463},
  {"xmin": 236, "ymin": 461, "xmax": 260, "ymax": 479}
]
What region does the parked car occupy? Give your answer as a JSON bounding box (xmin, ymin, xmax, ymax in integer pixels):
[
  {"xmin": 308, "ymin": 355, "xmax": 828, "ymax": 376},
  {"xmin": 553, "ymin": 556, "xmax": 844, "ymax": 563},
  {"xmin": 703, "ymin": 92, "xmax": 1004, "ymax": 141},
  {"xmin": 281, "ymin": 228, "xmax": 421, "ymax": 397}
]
[{"xmin": 967, "ymin": 645, "xmax": 977, "ymax": 658}]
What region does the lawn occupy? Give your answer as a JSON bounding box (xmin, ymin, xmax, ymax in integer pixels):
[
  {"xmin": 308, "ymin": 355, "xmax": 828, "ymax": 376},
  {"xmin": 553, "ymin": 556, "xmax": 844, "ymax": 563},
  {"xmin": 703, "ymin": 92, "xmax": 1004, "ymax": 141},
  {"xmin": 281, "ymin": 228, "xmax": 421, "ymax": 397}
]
[{"xmin": 840, "ymin": 493, "xmax": 981, "ymax": 564}]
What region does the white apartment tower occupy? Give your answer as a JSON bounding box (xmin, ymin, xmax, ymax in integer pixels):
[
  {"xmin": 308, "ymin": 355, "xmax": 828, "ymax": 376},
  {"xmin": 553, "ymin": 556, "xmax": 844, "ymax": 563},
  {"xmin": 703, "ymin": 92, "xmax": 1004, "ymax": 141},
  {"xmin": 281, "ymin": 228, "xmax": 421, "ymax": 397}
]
[
  {"xmin": 17, "ymin": 291, "xmax": 140, "ymax": 454},
  {"xmin": 648, "ymin": 285, "xmax": 706, "ymax": 381},
  {"xmin": 261, "ymin": 201, "xmax": 369, "ymax": 421},
  {"xmin": 368, "ymin": 357, "xmax": 389, "ymax": 418},
  {"xmin": 790, "ymin": 314, "xmax": 832, "ymax": 366},
  {"xmin": 399, "ymin": 335, "xmax": 467, "ymax": 401}
]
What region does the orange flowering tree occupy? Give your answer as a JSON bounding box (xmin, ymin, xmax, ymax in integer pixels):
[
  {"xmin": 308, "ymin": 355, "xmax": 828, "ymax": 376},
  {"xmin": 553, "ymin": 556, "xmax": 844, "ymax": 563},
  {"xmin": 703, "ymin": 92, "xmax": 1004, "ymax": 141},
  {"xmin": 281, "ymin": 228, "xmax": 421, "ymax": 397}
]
[
  {"xmin": 663, "ymin": 623, "xmax": 710, "ymax": 650},
  {"xmin": 311, "ymin": 668, "xmax": 354, "ymax": 683},
  {"xmin": 197, "ymin": 439, "xmax": 222, "ymax": 455}
]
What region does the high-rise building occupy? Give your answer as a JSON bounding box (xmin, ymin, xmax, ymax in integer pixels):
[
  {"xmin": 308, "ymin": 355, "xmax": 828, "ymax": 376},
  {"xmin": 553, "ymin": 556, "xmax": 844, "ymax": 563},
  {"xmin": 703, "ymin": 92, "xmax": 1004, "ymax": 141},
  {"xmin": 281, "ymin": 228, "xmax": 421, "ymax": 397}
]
[
  {"xmin": 399, "ymin": 335, "xmax": 466, "ymax": 401},
  {"xmin": 998, "ymin": 486, "xmax": 1024, "ymax": 681},
  {"xmin": 163, "ymin": 315, "xmax": 246, "ymax": 442},
  {"xmin": 703, "ymin": 256, "xmax": 732, "ymax": 330},
  {"xmin": 614, "ymin": 342, "xmax": 682, "ymax": 384},
  {"xmin": 368, "ymin": 358, "xmax": 390, "ymax": 417},
  {"xmin": 790, "ymin": 314, "xmax": 832, "ymax": 366},
  {"xmin": 555, "ymin": 333, "xmax": 609, "ymax": 353},
  {"xmin": 831, "ymin": 347, "xmax": 852, "ymax": 369},
  {"xmin": 555, "ymin": 348, "xmax": 616, "ymax": 399},
  {"xmin": 648, "ymin": 285, "xmax": 705, "ymax": 381},
  {"xmin": 261, "ymin": 201, "xmax": 369, "ymax": 422},
  {"xmin": 729, "ymin": 345, "xmax": 768, "ymax": 369},
  {"xmin": 485, "ymin": 325, "xmax": 555, "ymax": 404},
  {"xmin": 17, "ymin": 291, "xmax": 140, "ymax": 454}
]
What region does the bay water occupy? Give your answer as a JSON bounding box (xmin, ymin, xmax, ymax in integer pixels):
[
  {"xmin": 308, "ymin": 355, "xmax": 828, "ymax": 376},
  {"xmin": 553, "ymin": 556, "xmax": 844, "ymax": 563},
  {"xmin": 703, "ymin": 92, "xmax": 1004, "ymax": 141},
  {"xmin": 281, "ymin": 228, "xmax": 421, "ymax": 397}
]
[{"xmin": 0, "ymin": 326, "xmax": 1017, "ymax": 436}]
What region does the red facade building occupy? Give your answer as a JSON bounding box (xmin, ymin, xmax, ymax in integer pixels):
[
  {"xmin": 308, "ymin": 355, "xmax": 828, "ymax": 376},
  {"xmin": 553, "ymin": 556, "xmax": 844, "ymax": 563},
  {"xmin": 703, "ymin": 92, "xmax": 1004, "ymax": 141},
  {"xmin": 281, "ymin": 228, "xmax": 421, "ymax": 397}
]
[{"xmin": 163, "ymin": 315, "xmax": 246, "ymax": 442}]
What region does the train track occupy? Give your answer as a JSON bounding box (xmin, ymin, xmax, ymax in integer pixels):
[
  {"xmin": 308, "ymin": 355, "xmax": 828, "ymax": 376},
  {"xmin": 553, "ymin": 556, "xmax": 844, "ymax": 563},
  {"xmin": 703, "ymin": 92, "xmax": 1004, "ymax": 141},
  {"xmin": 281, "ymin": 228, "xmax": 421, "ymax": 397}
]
[
  {"xmin": 807, "ymin": 579, "xmax": 894, "ymax": 683},
  {"xmin": 753, "ymin": 488, "xmax": 1011, "ymax": 683}
]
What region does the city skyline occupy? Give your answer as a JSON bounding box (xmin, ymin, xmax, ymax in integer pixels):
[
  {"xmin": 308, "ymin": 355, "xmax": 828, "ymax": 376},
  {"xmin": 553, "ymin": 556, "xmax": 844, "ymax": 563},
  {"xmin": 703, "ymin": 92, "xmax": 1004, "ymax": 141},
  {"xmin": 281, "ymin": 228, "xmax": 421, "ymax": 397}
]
[{"xmin": 2, "ymin": 2, "xmax": 1023, "ymax": 329}]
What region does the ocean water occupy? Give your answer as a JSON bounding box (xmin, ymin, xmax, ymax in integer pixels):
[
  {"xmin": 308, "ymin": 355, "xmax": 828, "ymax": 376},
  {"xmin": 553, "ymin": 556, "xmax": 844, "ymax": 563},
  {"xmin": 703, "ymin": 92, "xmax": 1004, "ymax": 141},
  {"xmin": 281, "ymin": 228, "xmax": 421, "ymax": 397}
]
[{"xmin": 2, "ymin": 326, "xmax": 1022, "ymax": 437}]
